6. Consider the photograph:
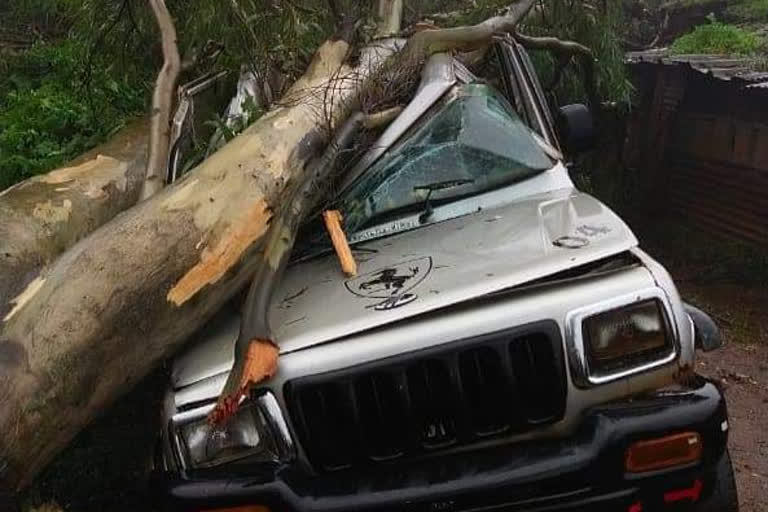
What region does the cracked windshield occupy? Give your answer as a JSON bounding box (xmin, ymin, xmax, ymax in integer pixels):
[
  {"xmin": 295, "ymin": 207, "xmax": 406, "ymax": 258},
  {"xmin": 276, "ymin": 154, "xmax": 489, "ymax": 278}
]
[{"xmin": 340, "ymin": 83, "xmax": 554, "ymax": 234}]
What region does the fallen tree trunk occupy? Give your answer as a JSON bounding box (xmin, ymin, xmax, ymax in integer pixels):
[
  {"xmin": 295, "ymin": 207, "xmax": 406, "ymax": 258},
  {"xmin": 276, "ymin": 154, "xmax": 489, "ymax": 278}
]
[
  {"xmin": 0, "ymin": 119, "xmax": 149, "ymax": 321},
  {"xmin": 0, "ymin": 27, "xmax": 396, "ymax": 491},
  {"xmin": 0, "ymin": 0, "xmax": 591, "ymax": 490}
]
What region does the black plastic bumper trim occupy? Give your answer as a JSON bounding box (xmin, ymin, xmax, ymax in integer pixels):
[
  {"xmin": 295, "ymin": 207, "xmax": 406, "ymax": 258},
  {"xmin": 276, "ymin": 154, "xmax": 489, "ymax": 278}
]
[{"xmin": 152, "ymin": 377, "xmax": 728, "ymax": 512}]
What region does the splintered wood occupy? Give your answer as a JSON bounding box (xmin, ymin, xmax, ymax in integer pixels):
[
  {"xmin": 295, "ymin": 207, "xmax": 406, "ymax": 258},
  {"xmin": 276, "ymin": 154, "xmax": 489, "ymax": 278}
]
[
  {"xmin": 323, "ymin": 210, "xmax": 358, "ymax": 277},
  {"xmin": 208, "ymin": 338, "xmax": 279, "ymax": 425}
]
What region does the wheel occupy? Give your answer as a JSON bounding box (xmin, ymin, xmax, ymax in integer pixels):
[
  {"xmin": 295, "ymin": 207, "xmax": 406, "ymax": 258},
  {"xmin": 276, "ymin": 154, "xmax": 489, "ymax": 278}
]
[{"xmin": 697, "ymin": 449, "xmax": 739, "ymax": 511}]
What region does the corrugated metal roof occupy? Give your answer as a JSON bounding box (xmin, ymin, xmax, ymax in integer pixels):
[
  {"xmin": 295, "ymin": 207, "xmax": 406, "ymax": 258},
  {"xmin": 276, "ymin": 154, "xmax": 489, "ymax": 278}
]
[{"xmin": 626, "ymin": 49, "xmax": 768, "ymax": 89}]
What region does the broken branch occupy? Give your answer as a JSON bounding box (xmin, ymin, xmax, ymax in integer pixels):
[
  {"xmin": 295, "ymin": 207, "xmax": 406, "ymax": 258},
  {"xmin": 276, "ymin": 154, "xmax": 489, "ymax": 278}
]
[
  {"xmin": 0, "ymin": 26, "xmax": 398, "ymax": 487},
  {"xmin": 141, "ymin": 0, "xmax": 182, "ymax": 200},
  {"xmin": 402, "ymin": 0, "xmax": 536, "ymax": 59},
  {"xmin": 514, "ymin": 31, "xmax": 599, "ymax": 110},
  {"xmin": 324, "ymin": 210, "xmax": 358, "ymax": 277},
  {"xmin": 209, "ymin": 106, "xmax": 381, "ymax": 425}
]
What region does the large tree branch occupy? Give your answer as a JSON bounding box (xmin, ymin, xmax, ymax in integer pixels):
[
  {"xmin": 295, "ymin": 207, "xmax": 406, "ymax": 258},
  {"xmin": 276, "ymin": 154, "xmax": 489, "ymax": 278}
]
[
  {"xmin": 0, "ymin": 120, "xmax": 149, "ymax": 322},
  {"xmin": 402, "ymin": 0, "xmax": 536, "ymax": 59},
  {"xmin": 210, "ymin": 0, "xmax": 406, "ymax": 425},
  {"xmin": 514, "ymin": 31, "xmax": 599, "ymax": 110},
  {"xmin": 141, "ymin": 0, "xmax": 182, "ymax": 200}
]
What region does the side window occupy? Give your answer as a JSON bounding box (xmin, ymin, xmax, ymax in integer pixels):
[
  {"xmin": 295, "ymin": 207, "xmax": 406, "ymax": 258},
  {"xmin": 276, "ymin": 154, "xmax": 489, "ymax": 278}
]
[
  {"xmin": 518, "ymin": 47, "xmax": 559, "ymax": 147},
  {"xmin": 493, "ymin": 43, "xmax": 535, "ymax": 129},
  {"xmin": 494, "ymin": 41, "xmax": 559, "ymax": 150}
]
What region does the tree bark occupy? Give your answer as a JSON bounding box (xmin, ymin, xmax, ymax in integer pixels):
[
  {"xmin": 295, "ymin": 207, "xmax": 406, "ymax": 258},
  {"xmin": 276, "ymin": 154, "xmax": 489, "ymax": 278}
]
[
  {"xmin": 0, "ymin": 118, "xmax": 149, "ymax": 322},
  {"xmin": 141, "ymin": 0, "xmax": 182, "ymax": 200},
  {"xmin": 0, "ymin": 30, "xmax": 396, "ymax": 492}
]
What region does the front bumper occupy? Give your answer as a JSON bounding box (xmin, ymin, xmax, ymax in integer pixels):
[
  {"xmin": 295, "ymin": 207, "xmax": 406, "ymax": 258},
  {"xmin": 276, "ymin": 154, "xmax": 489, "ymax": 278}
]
[{"xmin": 152, "ymin": 377, "xmax": 728, "ymax": 511}]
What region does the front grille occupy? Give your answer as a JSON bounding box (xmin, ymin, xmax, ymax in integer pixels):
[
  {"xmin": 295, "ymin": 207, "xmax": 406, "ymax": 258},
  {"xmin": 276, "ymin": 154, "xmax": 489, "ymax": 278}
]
[{"xmin": 285, "ymin": 322, "xmax": 566, "ymax": 472}]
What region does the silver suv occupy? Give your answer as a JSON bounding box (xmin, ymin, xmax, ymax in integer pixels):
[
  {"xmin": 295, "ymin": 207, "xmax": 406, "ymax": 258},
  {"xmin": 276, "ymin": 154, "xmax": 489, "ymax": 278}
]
[{"xmin": 152, "ymin": 42, "xmax": 736, "ymax": 511}]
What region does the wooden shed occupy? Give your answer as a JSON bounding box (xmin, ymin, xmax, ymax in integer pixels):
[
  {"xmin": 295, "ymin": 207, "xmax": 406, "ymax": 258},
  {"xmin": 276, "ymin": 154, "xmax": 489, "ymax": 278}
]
[{"xmin": 626, "ymin": 50, "xmax": 768, "ymax": 245}]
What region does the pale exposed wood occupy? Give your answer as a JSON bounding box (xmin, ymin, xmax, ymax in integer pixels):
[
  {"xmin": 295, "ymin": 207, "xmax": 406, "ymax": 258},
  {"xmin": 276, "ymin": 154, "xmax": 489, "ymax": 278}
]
[
  {"xmin": 207, "ymin": 339, "xmax": 279, "ymax": 425},
  {"xmin": 0, "ymin": 119, "xmax": 149, "ymax": 322},
  {"xmin": 141, "ymin": 0, "xmax": 182, "ymax": 200},
  {"xmin": 323, "ymin": 210, "xmax": 358, "ymax": 277}
]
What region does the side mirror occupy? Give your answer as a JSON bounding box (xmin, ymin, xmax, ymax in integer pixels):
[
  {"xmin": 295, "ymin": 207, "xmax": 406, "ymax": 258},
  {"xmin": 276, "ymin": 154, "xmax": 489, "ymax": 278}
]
[
  {"xmin": 557, "ymin": 104, "xmax": 596, "ymax": 155},
  {"xmin": 684, "ymin": 303, "xmax": 723, "ymax": 352}
]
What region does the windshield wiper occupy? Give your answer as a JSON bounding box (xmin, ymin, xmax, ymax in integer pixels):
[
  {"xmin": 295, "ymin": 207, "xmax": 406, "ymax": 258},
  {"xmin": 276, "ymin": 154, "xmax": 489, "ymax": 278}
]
[{"xmin": 413, "ymin": 178, "xmax": 475, "ymax": 224}]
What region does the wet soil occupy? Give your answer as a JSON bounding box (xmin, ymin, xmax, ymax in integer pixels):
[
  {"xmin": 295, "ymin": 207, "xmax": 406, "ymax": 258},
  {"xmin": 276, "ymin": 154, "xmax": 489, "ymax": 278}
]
[{"xmin": 636, "ymin": 222, "xmax": 768, "ymax": 511}]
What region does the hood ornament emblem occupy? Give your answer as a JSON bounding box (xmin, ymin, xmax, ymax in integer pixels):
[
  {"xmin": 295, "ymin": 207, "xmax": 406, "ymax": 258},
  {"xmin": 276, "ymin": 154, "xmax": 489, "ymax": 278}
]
[{"xmin": 345, "ymin": 256, "xmax": 433, "ymax": 310}]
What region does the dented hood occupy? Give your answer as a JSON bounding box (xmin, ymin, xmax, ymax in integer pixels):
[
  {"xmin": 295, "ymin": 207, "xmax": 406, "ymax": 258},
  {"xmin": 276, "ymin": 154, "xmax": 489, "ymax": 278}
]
[
  {"xmin": 172, "ymin": 188, "xmax": 637, "ymax": 389},
  {"xmin": 272, "ymin": 189, "xmax": 637, "ymax": 353}
]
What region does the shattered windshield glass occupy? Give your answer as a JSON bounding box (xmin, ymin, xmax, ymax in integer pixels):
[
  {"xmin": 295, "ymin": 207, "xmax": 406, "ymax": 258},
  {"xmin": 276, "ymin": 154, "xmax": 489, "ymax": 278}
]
[{"xmin": 339, "ymin": 83, "xmax": 554, "ymax": 233}]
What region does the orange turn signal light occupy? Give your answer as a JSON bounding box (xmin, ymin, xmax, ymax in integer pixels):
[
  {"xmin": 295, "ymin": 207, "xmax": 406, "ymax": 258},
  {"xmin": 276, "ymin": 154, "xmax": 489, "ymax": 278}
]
[{"xmin": 625, "ymin": 432, "xmax": 702, "ymax": 473}]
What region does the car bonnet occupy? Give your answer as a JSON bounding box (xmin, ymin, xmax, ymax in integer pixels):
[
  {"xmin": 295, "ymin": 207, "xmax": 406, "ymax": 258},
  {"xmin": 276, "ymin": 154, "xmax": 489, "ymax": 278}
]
[{"xmin": 271, "ymin": 188, "xmax": 638, "ymax": 353}]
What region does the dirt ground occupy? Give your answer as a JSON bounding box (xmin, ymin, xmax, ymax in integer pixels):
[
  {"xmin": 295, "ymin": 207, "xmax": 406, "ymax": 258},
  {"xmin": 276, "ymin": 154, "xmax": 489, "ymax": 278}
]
[
  {"xmin": 698, "ymin": 342, "xmax": 768, "ymax": 512},
  {"xmin": 20, "ymin": 220, "xmax": 768, "ymax": 511},
  {"xmin": 636, "ymin": 222, "xmax": 768, "ymax": 512}
]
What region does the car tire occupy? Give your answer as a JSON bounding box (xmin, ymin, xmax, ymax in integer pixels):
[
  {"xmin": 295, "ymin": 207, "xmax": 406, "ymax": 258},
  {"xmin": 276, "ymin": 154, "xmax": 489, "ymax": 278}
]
[{"xmin": 697, "ymin": 449, "xmax": 739, "ymax": 512}]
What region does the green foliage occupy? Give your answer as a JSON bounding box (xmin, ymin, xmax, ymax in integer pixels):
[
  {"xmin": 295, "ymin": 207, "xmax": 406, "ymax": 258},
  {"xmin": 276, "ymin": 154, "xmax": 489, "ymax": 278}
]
[
  {"xmin": 0, "ymin": 0, "xmax": 80, "ymax": 35},
  {"xmin": 525, "ymin": 1, "xmax": 634, "ymax": 107},
  {"xmin": 431, "ymin": 0, "xmax": 633, "ymax": 106},
  {"xmin": 167, "ymin": 0, "xmax": 342, "ymax": 94},
  {"xmin": 670, "ymin": 22, "xmax": 763, "ymax": 55},
  {"xmin": 0, "ymin": 0, "xmax": 347, "ymax": 191},
  {"xmin": 0, "ymin": 40, "xmax": 146, "ymax": 190}
]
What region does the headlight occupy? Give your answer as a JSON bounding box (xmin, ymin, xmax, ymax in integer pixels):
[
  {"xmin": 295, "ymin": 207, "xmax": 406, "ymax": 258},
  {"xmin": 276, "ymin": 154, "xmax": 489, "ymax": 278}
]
[
  {"xmin": 176, "ymin": 400, "xmax": 282, "ymax": 469},
  {"xmin": 566, "ymin": 289, "xmax": 678, "ymax": 387},
  {"xmin": 583, "ymin": 299, "xmax": 673, "ymax": 377}
]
